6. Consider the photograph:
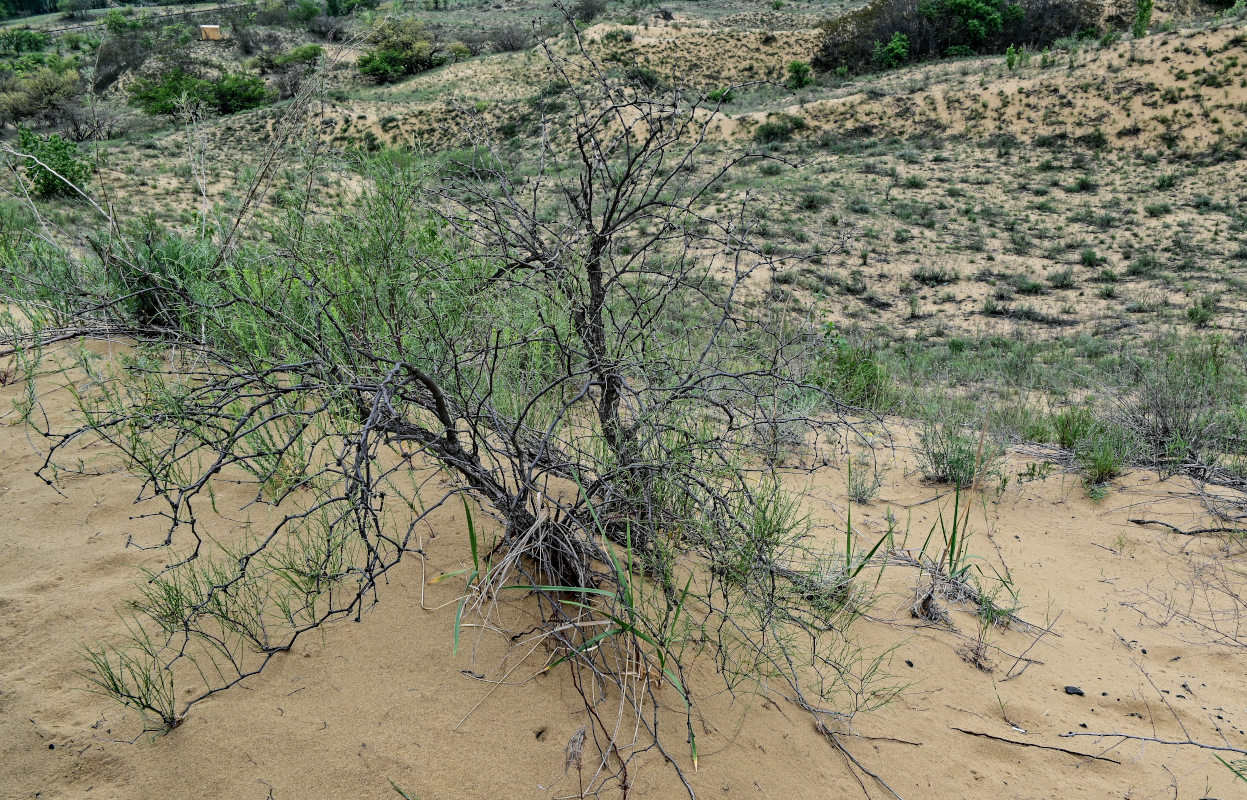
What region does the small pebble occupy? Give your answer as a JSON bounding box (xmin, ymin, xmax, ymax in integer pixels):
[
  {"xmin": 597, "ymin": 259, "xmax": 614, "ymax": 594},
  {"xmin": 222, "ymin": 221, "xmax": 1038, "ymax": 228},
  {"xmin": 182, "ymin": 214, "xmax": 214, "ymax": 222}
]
[{"xmin": 1064, "ymin": 686, "xmax": 1085, "ymax": 696}]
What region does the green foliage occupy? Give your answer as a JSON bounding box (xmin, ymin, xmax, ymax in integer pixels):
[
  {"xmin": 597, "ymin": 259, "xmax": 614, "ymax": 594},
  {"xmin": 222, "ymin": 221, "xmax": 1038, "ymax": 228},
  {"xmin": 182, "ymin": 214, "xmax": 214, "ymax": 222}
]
[
  {"xmin": 920, "ymin": 0, "xmax": 1022, "ymax": 42},
  {"xmin": 290, "ymin": 0, "xmax": 321, "ymax": 23},
  {"xmin": 569, "ymin": 0, "xmax": 605, "ymax": 22},
  {"xmin": 786, "ymin": 59, "xmax": 814, "ymax": 89},
  {"xmin": 753, "ymin": 113, "xmax": 806, "ymax": 144},
  {"xmin": 16, "ymin": 126, "xmax": 90, "ymax": 199},
  {"xmin": 910, "ymin": 265, "xmax": 958, "ymax": 285},
  {"xmin": 357, "ymin": 18, "xmax": 443, "ymax": 83},
  {"xmin": 1186, "ymin": 292, "xmax": 1217, "ymax": 327},
  {"xmin": 278, "ymin": 43, "xmax": 324, "ymax": 66},
  {"xmin": 128, "ymin": 69, "xmax": 273, "ymax": 116},
  {"xmin": 211, "ymin": 73, "xmax": 274, "ymax": 114},
  {"xmin": 871, "ymin": 31, "xmax": 909, "ymax": 69},
  {"xmin": 816, "ymin": 0, "xmax": 1102, "ymax": 73},
  {"xmin": 1005, "ymin": 43, "xmax": 1017, "ymax": 68},
  {"xmin": 707, "ymin": 87, "xmax": 735, "ymax": 103},
  {"xmin": 810, "ymin": 327, "xmax": 895, "ymax": 411},
  {"xmin": 625, "ymin": 64, "xmax": 664, "ymax": 90},
  {"xmin": 0, "ymin": 28, "xmax": 49, "ymax": 55},
  {"xmin": 0, "ymin": 66, "xmax": 80, "ymax": 124}
]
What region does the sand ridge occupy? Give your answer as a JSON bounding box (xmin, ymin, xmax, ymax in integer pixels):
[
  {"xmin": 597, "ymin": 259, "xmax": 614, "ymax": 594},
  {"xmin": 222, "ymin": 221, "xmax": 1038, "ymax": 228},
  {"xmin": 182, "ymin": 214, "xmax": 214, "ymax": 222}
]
[{"xmin": 1, "ymin": 360, "xmax": 1245, "ymax": 799}]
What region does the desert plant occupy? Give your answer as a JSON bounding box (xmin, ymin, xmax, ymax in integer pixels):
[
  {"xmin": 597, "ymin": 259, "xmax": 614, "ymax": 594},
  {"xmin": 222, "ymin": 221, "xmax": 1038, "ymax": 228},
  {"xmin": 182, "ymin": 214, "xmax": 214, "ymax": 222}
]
[
  {"xmin": 911, "ymin": 264, "xmax": 958, "ymax": 285},
  {"xmin": 1075, "ymin": 424, "xmax": 1132, "ymax": 484},
  {"xmin": 809, "ymin": 326, "xmax": 896, "ymax": 411},
  {"xmin": 815, "ymin": 0, "xmax": 1110, "ymax": 72},
  {"xmin": 786, "ymin": 59, "xmax": 815, "ymax": 88},
  {"xmin": 915, "ymin": 419, "xmax": 1003, "ymax": 488},
  {"xmin": 1104, "ymin": 340, "xmax": 1244, "ymax": 476},
  {"xmin": 847, "ymin": 451, "xmax": 884, "ymax": 503},
  {"xmin": 1052, "ymin": 405, "xmax": 1095, "ymax": 449},
  {"xmin": 1186, "ymin": 292, "xmax": 1218, "ymax": 327},
  {"xmin": 569, "ymin": 0, "xmax": 605, "ymax": 22},
  {"xmin": 3, "ymin": 29, "xmax": 895, "ymax": 793}
]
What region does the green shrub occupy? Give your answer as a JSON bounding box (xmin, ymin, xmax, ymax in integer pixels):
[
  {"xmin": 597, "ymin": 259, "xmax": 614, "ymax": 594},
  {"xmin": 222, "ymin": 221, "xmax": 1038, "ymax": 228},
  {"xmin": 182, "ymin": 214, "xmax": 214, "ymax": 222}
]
[
  {"xmin": 357, "ymin": 48, "xmax": 406, "ymax": 83},
  {"xmin": 0, "ymin": 66, "xmax": 81, "ymax": 124},
  {"xmin": 815, "ymin": 0, "xmax": 1116, "ymax": 73},
  {"xmin": 0, "ymin": 28, "xmax": 49, "ymax": 55},
  {"xmin": 212, "ymin": 73, "xmax": 273, "ymax": 114},
  {"xmin": 16, "ymin": 126, "xmax": 91, "ymax": 199},
  {"xmin": 625, "ymin": 65, "xmax": 664, "ymax": 91},
  {"xmin": 1047, "ymin": 267, "xmax": 1075, "ymax": 288},
  {"xmin": 1132, "ymin": 0, "xmax": 1152, "ymax": 37},
  {"xmin": 357, "ymin": 19, "xmax": 443, "ymax": 84},
  {"xmin": 786, "ymin": 60, "xmax": 815, "ymax": 88},
  {"xmin": 128, "ymin": 69, "xmax": 273, "ymax": 116},
  {"xmin": 810, "ymin": 329, "xmax": 895, "ymax": 411},
  {"xmin": 277, "ymin": 43, "xmax": 323, "ymax": 67},
  {"xmin": 290, "ymin": 0, "xmax": 320, "ymax": 23},
  {"xmin": 871, "ymin": 31, "xmax": 909, "ymax": 69},
  {"xmin": 925, "ymin": 0, "xmax": 1024, "ymax": 42},
  {"xmin": 1186, "ymin": 292, "xmax": 1217, "ymax": 327},
  {"xmin": 910, "ymin": 264, "xmax": 958, "ymax": 285},
  {"xmin": 753, "ymin": 114, "xmax": 806, "ymax": 144}
]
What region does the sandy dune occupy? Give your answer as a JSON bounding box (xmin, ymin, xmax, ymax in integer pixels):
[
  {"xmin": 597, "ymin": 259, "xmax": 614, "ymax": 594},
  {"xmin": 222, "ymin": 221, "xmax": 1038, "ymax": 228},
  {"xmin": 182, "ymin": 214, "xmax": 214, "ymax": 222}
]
[{"xmin": 2, "ymin": 358, "xmax": 1245, "ymax": 799}]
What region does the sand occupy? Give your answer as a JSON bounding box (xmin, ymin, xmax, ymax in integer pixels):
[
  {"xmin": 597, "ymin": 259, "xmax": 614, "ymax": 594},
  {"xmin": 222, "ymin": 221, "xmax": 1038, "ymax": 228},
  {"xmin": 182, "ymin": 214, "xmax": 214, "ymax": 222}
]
[{"xmin": 2, "ymin": 359, "xmax": 1246, "ymax": 800}]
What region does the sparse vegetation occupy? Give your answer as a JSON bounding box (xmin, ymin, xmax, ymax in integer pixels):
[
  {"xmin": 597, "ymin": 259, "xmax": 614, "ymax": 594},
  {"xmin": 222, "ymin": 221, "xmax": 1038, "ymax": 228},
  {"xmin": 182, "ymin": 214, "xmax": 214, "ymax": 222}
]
[{"xmin": 2, "ymin": 1, "xmax": 1247, "ymax": 797}]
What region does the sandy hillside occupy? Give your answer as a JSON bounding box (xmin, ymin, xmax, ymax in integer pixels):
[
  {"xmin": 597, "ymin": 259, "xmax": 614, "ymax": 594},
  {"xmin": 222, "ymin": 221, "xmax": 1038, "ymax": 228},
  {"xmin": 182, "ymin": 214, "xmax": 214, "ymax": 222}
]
[{"xmin": 1, "ymin": 349, "xmax": 1245, "ymax": 800}]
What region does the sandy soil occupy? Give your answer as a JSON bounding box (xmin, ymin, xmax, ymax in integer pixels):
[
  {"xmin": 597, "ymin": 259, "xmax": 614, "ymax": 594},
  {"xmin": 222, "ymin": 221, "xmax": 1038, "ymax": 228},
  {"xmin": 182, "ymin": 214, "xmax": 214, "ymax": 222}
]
[{"xmin": 2, "ymin": 352, "xmax": 1245, "ymax": 800}]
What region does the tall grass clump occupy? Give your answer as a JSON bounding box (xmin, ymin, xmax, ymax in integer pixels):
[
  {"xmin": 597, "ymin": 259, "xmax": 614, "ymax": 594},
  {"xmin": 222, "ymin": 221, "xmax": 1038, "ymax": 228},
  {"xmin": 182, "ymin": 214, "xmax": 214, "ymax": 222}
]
[{"xmin": 915, "ymin": 418, "xmax": 1004, "ymax": 488}]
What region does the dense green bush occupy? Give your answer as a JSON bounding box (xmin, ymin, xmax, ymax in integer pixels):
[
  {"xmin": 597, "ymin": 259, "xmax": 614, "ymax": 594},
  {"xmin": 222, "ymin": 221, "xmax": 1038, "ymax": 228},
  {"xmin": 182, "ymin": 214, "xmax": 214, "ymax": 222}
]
[
  {"xmin": 128, "ymin": 69, "xmax": 273, "ymax": 116},
  {"xmin": 213, "ymin": 73, "xmax": 273, "ymax": 114},
  {"xmin": 357, "ymin": 19, "xmax": 443, "ymax": 83},
  {"xmin": 753, "ymin": 114, "xmax": 806, "ymax": 144},
  {"xmin": 871, "ymin": 32, "xmax": 909, "ymax": 69},
  {"xmin": 0, "ymin": 28, "xmax": 48, "ymax": 54},
  {"xmin": 786, "ymin": 60, "xmax": 814, "ymax": 88},
  {"xmin": 915, "ymin": 419, "xmax": 1004, "ymax": 487},
  {"xmin": 15, "ymin": 125, "xmax": 91, "ymax": 198},
  {"xmin": 1132, "ymin": 0, "xmax": 1152, "ymax": 37},
  {"xmin": 810, "ymin": 327, "xmax": 896, "ymax": 411},
  {"xmin": 922, "ymin": 0, "xmax": 1023, "ymax": 43}
]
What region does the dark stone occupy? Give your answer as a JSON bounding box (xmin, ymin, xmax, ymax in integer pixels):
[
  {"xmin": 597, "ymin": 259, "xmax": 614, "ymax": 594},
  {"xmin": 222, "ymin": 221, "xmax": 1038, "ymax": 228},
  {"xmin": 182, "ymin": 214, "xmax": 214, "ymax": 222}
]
[{"xmin": 1064, "ymin": 685, "xmax": 1085, "ymax": 696}]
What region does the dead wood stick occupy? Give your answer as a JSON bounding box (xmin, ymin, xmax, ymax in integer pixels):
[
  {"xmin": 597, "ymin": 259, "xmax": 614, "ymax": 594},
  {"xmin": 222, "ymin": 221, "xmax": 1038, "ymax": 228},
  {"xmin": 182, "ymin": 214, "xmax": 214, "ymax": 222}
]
[
  {"xmin": 952, "ymin": 727, "xmax": 1121, "ymax": 764},
  {"xmin": 1060, "ymin": 731, "xmax": 1247, "ymax": 756},
  {"xmin": 1127, "ymin": 519, "xmax": 1247, "ymax": 537}
]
